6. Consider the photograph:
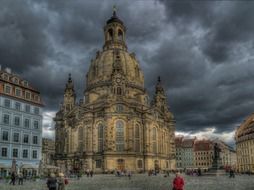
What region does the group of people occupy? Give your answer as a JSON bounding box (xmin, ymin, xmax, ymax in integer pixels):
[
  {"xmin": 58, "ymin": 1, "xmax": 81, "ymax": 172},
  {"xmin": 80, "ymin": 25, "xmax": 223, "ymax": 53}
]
[
  {"xmin": 115, "ymin": 169, "xmax": 132, "ymax": 179},
  {"xmin": 9, "ymin": 172, "xmax": 24, "ymax": 185},
  {"xmin": 46, "ymin": 173, "xmax": 68, "ymax": 190},
  {"xmin": 148, "ymin": 169, "xmax": 159, "ymax": 176},
  {"xmin": 85, "ymin": 169, "xmax": 94, "ymax": 178}
]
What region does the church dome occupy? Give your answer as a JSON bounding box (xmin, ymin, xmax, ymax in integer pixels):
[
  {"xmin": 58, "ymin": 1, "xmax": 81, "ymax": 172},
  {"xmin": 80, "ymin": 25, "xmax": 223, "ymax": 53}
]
[
  {"xmin": 85, "ymin": 10, "xmax": 144, "ymax": 91},
  {"xmin": 235, "ymin": 113, "xmax": 254, "ymax": 142}
]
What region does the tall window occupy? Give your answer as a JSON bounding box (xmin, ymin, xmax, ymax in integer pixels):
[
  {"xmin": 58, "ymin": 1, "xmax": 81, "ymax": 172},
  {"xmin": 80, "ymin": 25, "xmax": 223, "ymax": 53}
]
[
  {"xmin": 108, "ymin": 28, "xmax": 113, "ymax": 40},
  {"xmin": 137, "ymin": 160, "xmax": 143, "ymax": 168},
  {"xmin": 98, "ymin": 124, "xmax": 104, "ymax": 152},
  {"xmin": 12, "ymin": 148, "xmax": 18, "ymax": 158},
  {"xmin": 33, "ymin": 136, "xmax": 38, "ymax": 144},
  {"xmin": 152, "ymin": 128, "xmax": 157, "ymax": 154},
  {"xmin": 13, "ymin": 133, "xmax": 19, "ymax": 142},
  {"xmin": 32, "ymin": 150, "xmax": 37, "ymax": 159},
  {"xmin": 96, "ymin": 160, "xmax": 102, "ymax": 168},
  {"xmin": 116, "ymin": 120, "xmax": 124, "ymax": 151},
  {"xmin": 116, "ymin": 87, "xmax": 122, "ymax": 95},
  {"xmin": 118, "ymin": 29, "xmax": 123, "ymax": 41},
  {"xmin": 135, "ymin": 125, "xmax": 140, "ymax": 152},
  {"xmin": 2, "ymin": 131, "xmax": 8, "ymax": 141},
  {"xmin": 14, "ymin": 116, "xmax": 20, "ymax": 126},
  {"xmin": 23, "ymin": 134, "xmax": 29, "ymax": 144},
  {"xmin": 23, "ymin": 149, "xmax": 28, "ymax": 158},
  {"xmin": 78, "ymin": 127, "xmax": 83, "ymax": 151},
  {"xmin": 24, "ymin": 119, "xmax": 30, "ymax": 128},
  {"xmin": 4, "ymin": 99, "xmax": 11, "ymax": 108},
  {"xmin": 33, "ymin": 121, "xmax": 39, "ymax": 129},
  {"xmin": 34, "ymin": 107, "xmax": 39, "ymax": 114},
  {"xmin": 25, "ymin": 105, "xmax": 30, "ymax": 113},
  {"xmin": 3, "ymin": 114, "xmax": 10, "ymax": 125},
  {"xmin": 15, "ymin": 102, "xmax": 21, "ymax": 111},
  {"xmin": 1, "ymin": 148, "xmax": 7, "ymax": 157}
]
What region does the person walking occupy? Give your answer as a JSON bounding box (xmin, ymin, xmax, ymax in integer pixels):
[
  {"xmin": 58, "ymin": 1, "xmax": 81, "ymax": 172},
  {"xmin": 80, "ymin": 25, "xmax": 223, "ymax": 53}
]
[
  {"xmin": 172, "ymin": 172, "xmax": 185, "ymax": 190},
  {"xmin": 9, "ymin": 172, "xmax": 16, "ymax": 185},
  {"xmin": 18, "ymin": 172, "xmax": 24, "ymax": 185},
  {"xmin": 58, "ymin": 173, "xmax": 65, "ymax": 190},
  {"xmin": 90, "ymin": 170, "xmax": 93, "ymax": 177},
  {"xmin": 47, "ymin": 173, "xmax": 57, "ymax": 190},
  {"xmin": 86, "ymin": 169, "xmax": 90, "ymax": 177},
  {"xmin": 127, "ymin": 170, "xmax": 132, "ymax": 180},
  {"xmin": 229, "ymin": 169, "xmax": 235, "ymax": 178}
]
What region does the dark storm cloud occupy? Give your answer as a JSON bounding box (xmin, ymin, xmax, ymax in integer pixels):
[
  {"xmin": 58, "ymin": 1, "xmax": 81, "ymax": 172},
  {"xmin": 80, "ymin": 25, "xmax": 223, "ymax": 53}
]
[
  {"xmin": 159, "ymin": 0, "xmax": 254, "ymax": 63},
  {"xmin": 0, "ymin": 0, "xmax": 51, "ymax": 71},
  {"xmin": 0, "ymin": 0, "xmax": 254, "ymax": 142}
]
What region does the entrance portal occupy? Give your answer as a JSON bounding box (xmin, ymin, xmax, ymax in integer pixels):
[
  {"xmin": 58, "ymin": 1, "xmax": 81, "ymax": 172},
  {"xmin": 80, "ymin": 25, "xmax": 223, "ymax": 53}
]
[{"xmin": 117, "ymin": 159, "xmax": 125, "ymax": 171}]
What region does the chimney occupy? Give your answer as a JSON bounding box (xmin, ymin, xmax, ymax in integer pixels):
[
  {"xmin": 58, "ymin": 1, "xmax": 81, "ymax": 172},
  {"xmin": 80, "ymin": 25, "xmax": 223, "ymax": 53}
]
[{"xmin": 5, "ymin": 67, "xmax": 12, "ymax": 74}]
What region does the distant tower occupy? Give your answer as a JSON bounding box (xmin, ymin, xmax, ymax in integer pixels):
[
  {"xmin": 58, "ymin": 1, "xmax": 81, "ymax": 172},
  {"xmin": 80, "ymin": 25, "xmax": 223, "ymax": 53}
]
[
  {"xmin": 153, "ymin": 76, "xmax": 168, "ymax": 113},
  {"xmin": 63, "ymin": 74, "xmax": 76, "ymax": 112}
]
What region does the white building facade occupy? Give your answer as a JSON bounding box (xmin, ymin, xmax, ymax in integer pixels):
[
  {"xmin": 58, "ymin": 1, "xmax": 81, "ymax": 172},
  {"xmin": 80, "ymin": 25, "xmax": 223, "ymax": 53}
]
[{"xmin": 0, "ymin": 68, "xmax": 43, "ymax": 177}]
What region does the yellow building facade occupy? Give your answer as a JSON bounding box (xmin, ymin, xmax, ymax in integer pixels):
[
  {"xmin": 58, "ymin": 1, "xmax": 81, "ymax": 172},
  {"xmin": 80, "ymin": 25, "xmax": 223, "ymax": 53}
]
[
  {"xmin": 235, "ymin": 113, "xmax": 254, "ymax": 173},
  {"xmin": 54, "ymin": 10, "xmax": 176, "ymax": 173}
]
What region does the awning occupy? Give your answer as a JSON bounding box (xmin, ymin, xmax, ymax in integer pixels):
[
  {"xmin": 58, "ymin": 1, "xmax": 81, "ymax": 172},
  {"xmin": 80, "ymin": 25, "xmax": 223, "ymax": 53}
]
[
  {"xmin": 20, "ymin": 164, "xmax": 38, "ymax": 169},
  {"xmin": 44, "ymin": 165, "xmax": 60, "ymax": 169},
  {"xmin": 0, "ymin": 163, "xmax": 10, "ymax": 169}
]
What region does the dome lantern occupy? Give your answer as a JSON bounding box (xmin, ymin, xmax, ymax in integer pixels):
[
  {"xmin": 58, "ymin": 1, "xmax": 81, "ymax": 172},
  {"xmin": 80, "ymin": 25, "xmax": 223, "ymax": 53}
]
[{"xmin": 103, "ymin": 6, "xmax": 127, "ymax": 51}]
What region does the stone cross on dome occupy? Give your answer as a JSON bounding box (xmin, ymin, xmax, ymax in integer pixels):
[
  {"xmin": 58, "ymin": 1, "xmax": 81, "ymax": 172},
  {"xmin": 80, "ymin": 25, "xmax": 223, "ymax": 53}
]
[{"xmin": 113, "ymin": 5, "xmax": 117, "ymax": 16}]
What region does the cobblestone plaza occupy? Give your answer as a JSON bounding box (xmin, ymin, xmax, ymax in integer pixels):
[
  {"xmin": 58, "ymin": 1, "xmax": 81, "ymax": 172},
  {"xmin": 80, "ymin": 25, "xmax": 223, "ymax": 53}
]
[{"xmin": 0, "ymin": 174, "xmax": 253, "ymax": 190}]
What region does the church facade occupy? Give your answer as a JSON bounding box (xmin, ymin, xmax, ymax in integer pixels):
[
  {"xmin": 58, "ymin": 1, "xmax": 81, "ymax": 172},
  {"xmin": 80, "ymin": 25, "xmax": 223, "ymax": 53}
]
[{"xmin": 54, "ymin": 10, "xmax": 176, "ymax": 173}]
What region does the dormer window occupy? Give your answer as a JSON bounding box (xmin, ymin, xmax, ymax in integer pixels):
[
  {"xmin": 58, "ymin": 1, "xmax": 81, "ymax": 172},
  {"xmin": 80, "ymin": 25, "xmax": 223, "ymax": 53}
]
[
  {"xmin": 13, "ymin": 77, "xmax": 19, "ymax": 84},
  {"xmin": 3, "ymin": 74, "xmax": 8, "ymax": 81},
  {"xmin": 4, "ymin": 85, "xmax": 11, "ymax": 94},
  {"xmin": 23, "ymin": 81, "xmax": 28, "ymax": 87},
  {"xmin": 25, "ymin": 91, "xmax": 31, "ymax": 99},
  {"xmin": 15, "ymin": 88, "xmax": 21, "ymax": 97},
  {"xmin": 34, "ymin": 95, "xmax": 39, "ymax": 102}
]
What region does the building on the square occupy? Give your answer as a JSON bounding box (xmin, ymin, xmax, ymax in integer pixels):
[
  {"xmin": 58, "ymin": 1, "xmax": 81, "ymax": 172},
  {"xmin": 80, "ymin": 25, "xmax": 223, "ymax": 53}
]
[
  {"xmin": 175, "ymin": 136, "xmax": 183, "ymax": 169},
  {"xmin": 54, "ymin": 10, "xmax": 176, "ymax": 173},
  {"xmin": 181, "ymin": 138, "xmax": 196, "ymax": 169},
  {"xmin": 194, "ymin": 139, "xmax": 213, "ymax": 169},
  {"xmin": 235, "ymin": 113, "xmax": 254, "ymax": 173},
  {"xmin": 42, "ymin": 138, "xmax": 55, "ymax": 166},
  {"xmin": 0, "ymin": 67, "xmax": 43, "ymax": 177},
  {"xmin": 214, "ymin": 140, "xmax": 237, "ymax": 169},
  {"xmin": 175, "ymin": 136, "xmax": 196, "ymax": 169}
]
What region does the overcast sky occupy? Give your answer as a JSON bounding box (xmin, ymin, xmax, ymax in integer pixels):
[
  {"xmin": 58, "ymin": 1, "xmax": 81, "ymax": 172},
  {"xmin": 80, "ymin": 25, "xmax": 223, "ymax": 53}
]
[{"xmin": 1, "ymin": 0, "xmax": 254, "ymax": 146}]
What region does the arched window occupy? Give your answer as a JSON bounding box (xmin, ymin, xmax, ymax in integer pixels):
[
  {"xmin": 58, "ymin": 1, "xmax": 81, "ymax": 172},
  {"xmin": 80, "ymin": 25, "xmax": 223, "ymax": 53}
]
[
  {"xmin": 152, "ymin": 128, "xmax": 157, "ymax": 154},
  {"xmin": 116, "ymin": 87, "xmax": 122, "ymax": 95},
  {"xmin": 98, "ymin": 124, "xmax": 104, "ymax": 152},
  {"xmin": 135, "ymin": 125, "xmax": 140, "ymax": 152},
  {"xmin": 118, "ymin": 29, "xmax": 123, "ymax": 41},
  {"xmin": 78, "ymin": 127, "xmax": 84, "ymax": 152},
  {"xmin": 108, "ymin": 28, "xmax": 113, "ymax": 40},
  {"xmin": 116, "ymin": 120, "xmax": 124, "ymax": 151}
]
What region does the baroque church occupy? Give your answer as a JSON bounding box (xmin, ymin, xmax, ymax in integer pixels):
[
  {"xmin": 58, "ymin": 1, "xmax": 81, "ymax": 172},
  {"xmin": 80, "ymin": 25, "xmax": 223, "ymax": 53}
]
[{"xmin": 54, "ymin": 10, "xmax": 176, "ymax": 173}]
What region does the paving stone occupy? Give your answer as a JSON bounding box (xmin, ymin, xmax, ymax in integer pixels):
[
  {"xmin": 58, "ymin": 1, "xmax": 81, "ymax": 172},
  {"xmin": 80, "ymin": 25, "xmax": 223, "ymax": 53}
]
[{"xmin": 0, "ymin": 174, "xmax": 253, "ymax": 190}]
